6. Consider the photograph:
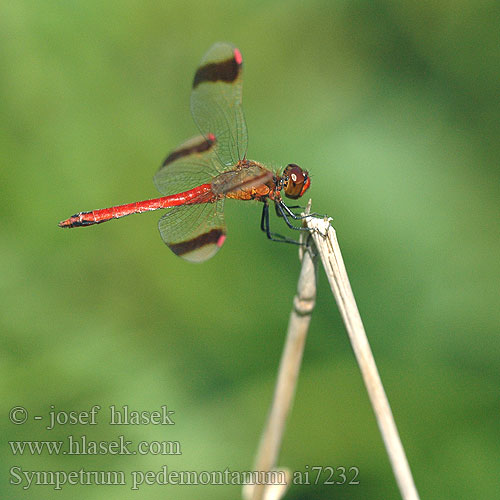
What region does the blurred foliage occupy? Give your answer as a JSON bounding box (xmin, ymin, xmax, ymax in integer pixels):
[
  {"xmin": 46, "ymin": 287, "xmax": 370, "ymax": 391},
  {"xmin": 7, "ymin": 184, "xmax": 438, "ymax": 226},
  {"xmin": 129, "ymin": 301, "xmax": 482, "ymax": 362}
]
[{"xmin": 1, "ymin": 1, "xmax": 499, "ymax": 499}]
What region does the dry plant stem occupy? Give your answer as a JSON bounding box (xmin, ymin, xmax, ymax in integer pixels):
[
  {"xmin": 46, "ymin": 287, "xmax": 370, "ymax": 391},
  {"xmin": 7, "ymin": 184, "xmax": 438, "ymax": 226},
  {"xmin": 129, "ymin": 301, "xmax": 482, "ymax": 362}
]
[
  {"xmin": 247, "ymin": 232, "xmax": 317, "ymax": 500},
  {"xmin": 306, "ymin": 216, "xmax": 420, "ymax": 500}
]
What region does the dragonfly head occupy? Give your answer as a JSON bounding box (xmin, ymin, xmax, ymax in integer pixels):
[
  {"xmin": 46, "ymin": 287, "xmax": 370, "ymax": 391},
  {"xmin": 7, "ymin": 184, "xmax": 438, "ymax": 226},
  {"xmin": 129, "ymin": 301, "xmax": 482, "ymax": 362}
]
[{"xmin": 282, "ymin": 164, "xmax": 311, "ymax": 199}]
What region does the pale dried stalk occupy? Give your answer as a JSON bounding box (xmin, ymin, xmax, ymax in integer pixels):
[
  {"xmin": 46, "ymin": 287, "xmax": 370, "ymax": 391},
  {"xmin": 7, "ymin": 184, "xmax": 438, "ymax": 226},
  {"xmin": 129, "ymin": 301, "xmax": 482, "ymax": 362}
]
[
  {"xmin": 306, "ymin": 216, "xmax": 420, "ymax": 500},
  {"xmin": 246, "ymin": 210, "xmax": 419, "ymax": 500},
  {"xmin": 245, "ymin": 224, "xmax": 318, "ymax": 500}
]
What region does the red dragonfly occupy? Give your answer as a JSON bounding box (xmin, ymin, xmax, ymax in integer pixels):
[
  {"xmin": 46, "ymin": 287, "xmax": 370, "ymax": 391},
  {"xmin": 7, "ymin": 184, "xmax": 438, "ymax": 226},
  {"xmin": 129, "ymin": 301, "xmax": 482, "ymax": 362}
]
[{"xmin": 59, "ymin": 42, "xmax": 311, "ymax": 262}]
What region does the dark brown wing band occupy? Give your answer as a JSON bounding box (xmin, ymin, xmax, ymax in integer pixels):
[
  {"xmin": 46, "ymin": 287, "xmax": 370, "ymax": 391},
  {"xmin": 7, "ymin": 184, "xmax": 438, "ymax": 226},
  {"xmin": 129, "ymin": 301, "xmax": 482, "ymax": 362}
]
[
  {"xmin": 162, "ymin": 135, "xmax": 216, "ymax": 167},
  {"xmin": 168, "ymin": 228, "xmax": 226, "ymax": 258},
  {"xmin": 193, "ymin": 56, "xmax": 241, "ymax": 88}
]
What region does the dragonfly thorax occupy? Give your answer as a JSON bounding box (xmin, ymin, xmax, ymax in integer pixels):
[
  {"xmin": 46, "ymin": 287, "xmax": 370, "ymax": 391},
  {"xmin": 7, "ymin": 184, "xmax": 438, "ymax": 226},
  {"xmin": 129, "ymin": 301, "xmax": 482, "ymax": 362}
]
[{"xmin": 211, "ymin": 160, "xmax": 274, "ymax": 201}]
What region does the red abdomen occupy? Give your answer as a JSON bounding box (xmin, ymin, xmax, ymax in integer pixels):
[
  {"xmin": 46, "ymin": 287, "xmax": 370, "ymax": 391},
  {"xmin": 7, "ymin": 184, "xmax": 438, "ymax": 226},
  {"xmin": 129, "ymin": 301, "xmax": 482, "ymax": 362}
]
[{"xmin": 58, "ymin": 184, "xmax": 214, "ymax": 228}]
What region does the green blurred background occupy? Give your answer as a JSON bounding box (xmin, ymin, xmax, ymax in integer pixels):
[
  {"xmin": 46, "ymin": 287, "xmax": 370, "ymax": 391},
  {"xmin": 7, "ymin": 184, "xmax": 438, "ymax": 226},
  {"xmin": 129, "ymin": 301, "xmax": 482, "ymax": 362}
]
[{"xmin": 2, "ymin": 1, "xmax": 499, "ymax": 498}]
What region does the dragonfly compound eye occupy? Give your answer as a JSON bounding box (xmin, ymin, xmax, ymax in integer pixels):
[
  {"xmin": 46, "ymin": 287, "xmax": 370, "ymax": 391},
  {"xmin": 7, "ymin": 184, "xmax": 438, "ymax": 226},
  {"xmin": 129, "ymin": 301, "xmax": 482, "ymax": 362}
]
[{"xmin": 283, "ymin": 164, "xmax": 311, "ymax": 199}]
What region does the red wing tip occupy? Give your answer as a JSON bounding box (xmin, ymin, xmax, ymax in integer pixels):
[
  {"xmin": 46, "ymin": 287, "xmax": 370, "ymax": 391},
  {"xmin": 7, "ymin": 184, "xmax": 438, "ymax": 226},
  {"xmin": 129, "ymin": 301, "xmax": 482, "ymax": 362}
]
[
  {"xmin": 217, "ymin": 234, "xmax": 226, "ymax": 247},
  {"xmin": 233, "ymin": 48, "xmax": 242, "ymax": 65}
]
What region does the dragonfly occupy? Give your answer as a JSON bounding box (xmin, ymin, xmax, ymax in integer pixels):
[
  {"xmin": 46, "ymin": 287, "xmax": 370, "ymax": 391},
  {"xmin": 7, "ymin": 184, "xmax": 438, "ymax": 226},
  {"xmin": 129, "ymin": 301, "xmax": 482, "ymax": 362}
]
[{"xmin": 59, "ymin": 42, "xmax": 311, "ymax": 262}]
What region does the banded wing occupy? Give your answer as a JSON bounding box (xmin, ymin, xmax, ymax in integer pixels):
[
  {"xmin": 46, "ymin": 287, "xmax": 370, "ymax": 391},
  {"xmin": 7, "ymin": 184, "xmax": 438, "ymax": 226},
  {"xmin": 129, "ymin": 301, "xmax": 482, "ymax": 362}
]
[
  {"xmin": 191, "ymin": 42, "xmax": 247, "ymax": 168},
  {"xmin": 158, "ymin": 201, "xmax": 225, "ymax": 263},
  {"xmin": 154, "ymin": 135, "xmax": 226, "ymax": 262},
  {"xmin": 154, "ymin": 134, "xmax": 219, "ymax": 196}
]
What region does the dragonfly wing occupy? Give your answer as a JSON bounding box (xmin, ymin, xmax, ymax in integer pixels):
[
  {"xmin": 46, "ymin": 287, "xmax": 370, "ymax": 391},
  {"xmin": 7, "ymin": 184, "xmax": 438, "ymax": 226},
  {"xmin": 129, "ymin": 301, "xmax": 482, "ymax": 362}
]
[
  {"xmin": 158, "ymin": 199, "xmax": 226, "ymax": 262},
  {"xmin": 154, "ymin": 135, "xmax": 221, "ymax": 196},
  {"xmin": 191, "ymin": 42, "xmax": 247, "ymax": 168}
]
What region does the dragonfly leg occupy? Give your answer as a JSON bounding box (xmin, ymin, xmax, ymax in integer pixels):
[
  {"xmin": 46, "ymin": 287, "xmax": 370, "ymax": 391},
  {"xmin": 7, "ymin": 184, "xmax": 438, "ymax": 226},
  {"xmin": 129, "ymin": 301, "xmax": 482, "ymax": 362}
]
[
  {"xmin": 277, "ymin": 201, "xmax": 325, "ymax": 221},
  {"xmin": 261, "ymin": 201, "xmax": 303, "ymax": 245},
  {"xmin": 275, "ymin": 201, "xmax": 313, "ymax": 232}
]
